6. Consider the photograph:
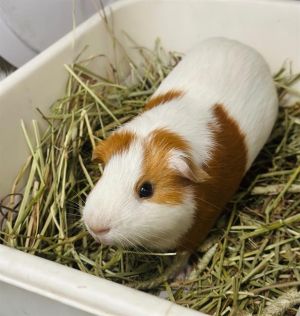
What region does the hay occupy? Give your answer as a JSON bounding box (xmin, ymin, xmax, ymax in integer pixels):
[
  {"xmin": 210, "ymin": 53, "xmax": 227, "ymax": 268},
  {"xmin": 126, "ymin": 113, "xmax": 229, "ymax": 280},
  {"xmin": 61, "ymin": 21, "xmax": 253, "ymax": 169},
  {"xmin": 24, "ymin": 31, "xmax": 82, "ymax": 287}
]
[{"xmin": 0, "ymin": 41, "xmax": 299, "ymax": 316}]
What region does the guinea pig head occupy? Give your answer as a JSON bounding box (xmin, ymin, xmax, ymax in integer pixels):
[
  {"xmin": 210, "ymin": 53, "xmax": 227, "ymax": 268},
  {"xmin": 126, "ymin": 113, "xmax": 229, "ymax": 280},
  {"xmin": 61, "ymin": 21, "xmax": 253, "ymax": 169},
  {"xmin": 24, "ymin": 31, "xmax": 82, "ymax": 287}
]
[{"xmin": 82, "ymin": 128, "xmax": 209, "ymax": 250}]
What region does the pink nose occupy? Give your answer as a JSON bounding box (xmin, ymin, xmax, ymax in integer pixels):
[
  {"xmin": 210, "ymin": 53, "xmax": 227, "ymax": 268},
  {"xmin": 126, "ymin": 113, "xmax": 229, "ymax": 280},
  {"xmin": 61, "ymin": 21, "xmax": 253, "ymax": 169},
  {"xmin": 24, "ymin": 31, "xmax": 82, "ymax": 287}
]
[{"xmin": 89, "ymin": 225, "xmax": 110, "ymax": 235}]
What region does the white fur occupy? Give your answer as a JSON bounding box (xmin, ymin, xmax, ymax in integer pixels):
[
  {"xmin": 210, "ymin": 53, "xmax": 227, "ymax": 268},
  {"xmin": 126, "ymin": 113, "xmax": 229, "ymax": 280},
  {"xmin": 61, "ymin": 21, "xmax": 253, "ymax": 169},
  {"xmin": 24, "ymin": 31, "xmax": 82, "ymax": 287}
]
[{"xmin": 83, "ymin": 37, "xmax": 278, "ymax": 250}]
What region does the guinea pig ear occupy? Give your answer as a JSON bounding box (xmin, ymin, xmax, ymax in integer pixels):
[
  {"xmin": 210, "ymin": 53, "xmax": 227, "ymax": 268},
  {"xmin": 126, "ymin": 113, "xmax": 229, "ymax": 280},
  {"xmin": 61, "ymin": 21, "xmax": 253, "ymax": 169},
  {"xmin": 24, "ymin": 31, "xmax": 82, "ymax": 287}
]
[{"xmin": 169, "ymin": 150, "xmax": 210, "ymax": 183}]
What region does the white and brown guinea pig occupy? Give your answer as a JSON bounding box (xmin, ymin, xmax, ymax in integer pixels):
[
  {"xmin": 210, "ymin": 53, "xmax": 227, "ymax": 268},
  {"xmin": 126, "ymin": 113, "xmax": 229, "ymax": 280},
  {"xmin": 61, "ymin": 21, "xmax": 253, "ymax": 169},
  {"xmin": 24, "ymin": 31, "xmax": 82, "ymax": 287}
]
[{"xmin": 83, "ymin": 37, "xmax": 278, "ymax": 251}]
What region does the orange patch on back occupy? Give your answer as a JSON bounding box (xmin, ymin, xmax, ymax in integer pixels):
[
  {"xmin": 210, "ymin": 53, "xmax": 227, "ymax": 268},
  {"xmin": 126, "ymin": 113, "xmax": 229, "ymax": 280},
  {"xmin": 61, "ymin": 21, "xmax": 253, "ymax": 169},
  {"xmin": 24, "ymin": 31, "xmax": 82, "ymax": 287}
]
[
  {"xmin": 144, "ymin": 90, "xmax": 184, "ymax": 111},
  {"xmin": 178, "ymin": 104, "xmax": 248, "ymax": 250},
  {"xmin": 92, "ymin": 131, "xmax": 135, "ymax": 164},
  {"xmin": 137, "ymin": 128, "xmax": 190, "ymax": 205}
]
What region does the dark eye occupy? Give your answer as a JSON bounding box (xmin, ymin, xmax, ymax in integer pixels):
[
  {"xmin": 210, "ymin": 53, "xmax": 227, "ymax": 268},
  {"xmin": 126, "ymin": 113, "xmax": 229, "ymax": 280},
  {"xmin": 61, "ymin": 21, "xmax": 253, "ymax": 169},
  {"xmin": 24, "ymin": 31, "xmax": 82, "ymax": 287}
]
[{"xmin": 138, "ymin": 182, "xmax": 154, "ymax": 199}]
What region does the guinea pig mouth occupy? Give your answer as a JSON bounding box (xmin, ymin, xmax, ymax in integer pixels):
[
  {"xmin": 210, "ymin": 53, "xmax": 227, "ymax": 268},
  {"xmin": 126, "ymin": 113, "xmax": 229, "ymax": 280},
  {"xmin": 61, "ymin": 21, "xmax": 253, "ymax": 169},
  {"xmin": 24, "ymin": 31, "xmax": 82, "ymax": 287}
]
[{"xmin": 91, "ymin": 230, "xmax": 114, "ymax": 246}]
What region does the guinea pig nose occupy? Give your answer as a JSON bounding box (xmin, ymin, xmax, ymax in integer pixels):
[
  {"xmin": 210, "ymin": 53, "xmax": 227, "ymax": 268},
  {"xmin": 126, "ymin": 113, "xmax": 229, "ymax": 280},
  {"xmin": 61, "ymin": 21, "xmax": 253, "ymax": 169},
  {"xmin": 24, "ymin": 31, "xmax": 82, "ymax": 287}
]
[{"xmin": 89, "ymin": 225, "xmax": 110, "ymax": 235}]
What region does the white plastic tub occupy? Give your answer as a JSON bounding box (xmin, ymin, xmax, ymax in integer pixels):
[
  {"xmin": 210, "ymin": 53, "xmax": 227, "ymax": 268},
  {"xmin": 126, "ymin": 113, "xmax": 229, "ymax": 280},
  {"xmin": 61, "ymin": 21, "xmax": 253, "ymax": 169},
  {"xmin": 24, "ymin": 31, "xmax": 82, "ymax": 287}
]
[{"xmin": 0, "ymin": 1, "xmax": 300, "ymax": 315}]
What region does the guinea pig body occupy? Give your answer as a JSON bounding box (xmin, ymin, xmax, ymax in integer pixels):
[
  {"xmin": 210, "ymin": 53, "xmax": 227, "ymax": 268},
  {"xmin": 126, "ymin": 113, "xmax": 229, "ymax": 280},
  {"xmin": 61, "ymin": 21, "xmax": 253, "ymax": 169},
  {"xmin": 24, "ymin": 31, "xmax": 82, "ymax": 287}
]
[{"xmin": 83, "ymin": 37, "xmax": 278, "ymax": 251}]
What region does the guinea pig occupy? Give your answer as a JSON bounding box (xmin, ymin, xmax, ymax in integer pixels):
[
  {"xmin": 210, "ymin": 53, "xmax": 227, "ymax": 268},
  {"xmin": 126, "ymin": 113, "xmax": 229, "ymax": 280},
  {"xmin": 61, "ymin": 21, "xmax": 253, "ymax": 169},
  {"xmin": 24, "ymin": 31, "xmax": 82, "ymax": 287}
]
[{"xmin": 82, "ymin": 37, "xmax": 278, "ymax": 252}]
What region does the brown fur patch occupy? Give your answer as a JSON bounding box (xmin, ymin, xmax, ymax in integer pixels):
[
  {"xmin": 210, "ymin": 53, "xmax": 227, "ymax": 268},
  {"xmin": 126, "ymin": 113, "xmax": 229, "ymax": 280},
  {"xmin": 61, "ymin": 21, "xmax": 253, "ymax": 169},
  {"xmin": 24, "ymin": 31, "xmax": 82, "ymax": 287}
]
[
  {"xmin": 177, "ymin": 104, "xmax": 248, "ymax": 250},
  {"xmin": 144, "ymin": 90, "xmax": 184, "ymax": 111},
  {"xmin": 137, "ymin": 128, "xmax": 191, "ymax": 205},
  {"xmin": 92, "ymin": 131, "xmax": 135, "ymax": 164}
]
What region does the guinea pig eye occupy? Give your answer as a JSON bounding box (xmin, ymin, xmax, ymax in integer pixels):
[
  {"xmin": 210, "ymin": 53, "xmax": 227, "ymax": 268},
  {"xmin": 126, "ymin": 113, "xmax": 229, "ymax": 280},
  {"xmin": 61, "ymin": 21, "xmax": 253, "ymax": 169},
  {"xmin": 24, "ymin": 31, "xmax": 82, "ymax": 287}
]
[{"xmin": 138, "ymin": 182, "xmax": 154, "ymax": 199}]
